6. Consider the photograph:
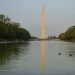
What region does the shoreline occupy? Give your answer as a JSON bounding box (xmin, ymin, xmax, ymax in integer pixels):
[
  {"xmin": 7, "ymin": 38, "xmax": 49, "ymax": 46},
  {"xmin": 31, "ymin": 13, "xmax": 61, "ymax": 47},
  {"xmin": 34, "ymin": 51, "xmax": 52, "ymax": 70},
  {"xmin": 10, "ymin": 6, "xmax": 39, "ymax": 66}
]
[
  {"xmin": 0, "ymin": 41, "xmax": 28, "ymax": 44},
  {"xmin": 0, "ymin": 39, "xmax": 75, "ymax": 44}
]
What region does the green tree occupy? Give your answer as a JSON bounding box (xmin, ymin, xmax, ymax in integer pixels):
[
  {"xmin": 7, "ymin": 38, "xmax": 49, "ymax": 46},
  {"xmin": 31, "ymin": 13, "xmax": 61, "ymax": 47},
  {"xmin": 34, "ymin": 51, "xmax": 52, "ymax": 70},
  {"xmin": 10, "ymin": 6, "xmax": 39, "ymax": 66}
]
[
  {"xmin": 65, "ymin": 26, "xmax": 75, "ymax": 40},
  {"xmin": 0, "ymin": 14, "xmax": 10, "ymax": 24},
  {"xmin": 58, "ymin": 33, "xmax": 65, "ymax": 40},
  {"xmin": 16, "ymin": 28, "xmax": 31, "ymax": 40},
  {"xmin": 58, "ymin": 26, "xmax": 75, "ymax": 41},
  {"xmin": 0, "ymin": 14, "xmax": 31, "ymax": 41}
]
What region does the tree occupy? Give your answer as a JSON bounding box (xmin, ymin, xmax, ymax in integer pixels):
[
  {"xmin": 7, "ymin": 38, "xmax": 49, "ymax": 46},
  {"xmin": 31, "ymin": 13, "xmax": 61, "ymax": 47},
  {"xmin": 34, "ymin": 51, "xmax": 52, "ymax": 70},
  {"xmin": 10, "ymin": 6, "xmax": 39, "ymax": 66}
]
[
  {"xmin": 0, "ymin": 14, "xmax": 10, "ymax": 24},
  {"xmin": 58, "ymin": 26, "xmax": 75, "ymax": 41},
  {"xmin": 58, "ymin": 33, "xmax": 65, "ymax": 40},
  {"xmin": 0, "ymin": 14, "xmax": 31, "ymax": 41},
  {"xmin": 65, "ymin": 26, "xmax": 75, "ymax": 40},
  {"xmin": 16, "ymin": 28, "xmax": 31, "ymax": 40}
]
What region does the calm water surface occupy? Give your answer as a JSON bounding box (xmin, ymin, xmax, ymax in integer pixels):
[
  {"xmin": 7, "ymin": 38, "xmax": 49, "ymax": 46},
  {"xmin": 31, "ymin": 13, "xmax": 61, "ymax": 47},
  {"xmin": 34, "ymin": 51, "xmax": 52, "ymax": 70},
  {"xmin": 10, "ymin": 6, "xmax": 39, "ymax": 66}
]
[{"xmin": 0, "ymin": 41, "xmax": 75, "ymax": 75}]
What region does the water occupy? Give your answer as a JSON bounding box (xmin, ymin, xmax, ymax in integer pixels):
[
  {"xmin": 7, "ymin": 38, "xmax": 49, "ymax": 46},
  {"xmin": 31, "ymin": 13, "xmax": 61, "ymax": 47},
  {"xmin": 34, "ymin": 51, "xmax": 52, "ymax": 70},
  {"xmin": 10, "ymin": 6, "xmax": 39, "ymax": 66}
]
[{"xmin": 0, "ymin": 41, "xmax": 75, "ymax": 75}]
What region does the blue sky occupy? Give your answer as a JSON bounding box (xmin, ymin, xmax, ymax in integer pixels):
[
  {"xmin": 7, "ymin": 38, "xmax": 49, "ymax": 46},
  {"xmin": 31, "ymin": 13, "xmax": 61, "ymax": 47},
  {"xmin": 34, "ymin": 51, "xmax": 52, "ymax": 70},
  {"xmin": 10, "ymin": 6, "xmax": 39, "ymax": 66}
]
[{"xmin": 0, "ymin": 0, "xmax": 75, "ymax": 37}]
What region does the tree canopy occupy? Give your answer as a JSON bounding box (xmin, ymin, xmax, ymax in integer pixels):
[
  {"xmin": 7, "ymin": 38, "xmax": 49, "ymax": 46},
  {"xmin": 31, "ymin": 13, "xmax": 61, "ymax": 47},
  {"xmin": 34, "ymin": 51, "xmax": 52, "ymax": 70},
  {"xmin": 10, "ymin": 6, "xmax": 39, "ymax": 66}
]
[
  {"xmin": 58, "ymin": 26, "xmax": 75, "ymax": 41},
  {"xmin": 0, "ymin": 14, "xmax": 31, "ymax": 41}
]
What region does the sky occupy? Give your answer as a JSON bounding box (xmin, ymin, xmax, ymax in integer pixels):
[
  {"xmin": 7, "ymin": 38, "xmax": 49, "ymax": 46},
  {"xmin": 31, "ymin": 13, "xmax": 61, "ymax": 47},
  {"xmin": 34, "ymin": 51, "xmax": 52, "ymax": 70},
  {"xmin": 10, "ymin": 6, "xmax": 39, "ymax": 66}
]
[{"xmin": 0, "ymin": 0, "xmax": 75, "ymax": 37}]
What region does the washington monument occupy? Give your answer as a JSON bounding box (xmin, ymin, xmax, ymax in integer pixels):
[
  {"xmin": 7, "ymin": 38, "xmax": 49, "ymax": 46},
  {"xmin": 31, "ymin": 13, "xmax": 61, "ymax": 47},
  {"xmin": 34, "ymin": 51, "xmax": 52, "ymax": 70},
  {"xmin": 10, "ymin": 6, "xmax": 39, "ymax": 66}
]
[{"xmin": 41, "ymin": 0, "xmax": 46, "ymax": 73}]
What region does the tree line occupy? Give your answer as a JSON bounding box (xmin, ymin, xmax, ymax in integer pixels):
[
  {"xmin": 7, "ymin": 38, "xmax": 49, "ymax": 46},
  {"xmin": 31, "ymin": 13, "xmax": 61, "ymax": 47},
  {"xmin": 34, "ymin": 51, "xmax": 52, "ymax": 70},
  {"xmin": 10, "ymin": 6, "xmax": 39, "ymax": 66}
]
[
  {"xmin": 0, "ymin": 14, "xmax": 31, "ymax": 41},
  {"xmin": 58, "ymin": 26, "xmax": 75, "ymax": 41}
]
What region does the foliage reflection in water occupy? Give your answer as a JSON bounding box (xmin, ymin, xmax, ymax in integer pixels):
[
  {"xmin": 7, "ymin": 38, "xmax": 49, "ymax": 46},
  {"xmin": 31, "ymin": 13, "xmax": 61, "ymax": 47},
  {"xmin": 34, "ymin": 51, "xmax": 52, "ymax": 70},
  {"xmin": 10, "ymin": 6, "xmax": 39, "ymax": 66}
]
[
  {"xmin": 0, "ymin": 42, "xmax": 30, "ymax": 69},
  {"xmin": 64, "ymin": 43, "xmax": 75, "ymax": 60}
]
